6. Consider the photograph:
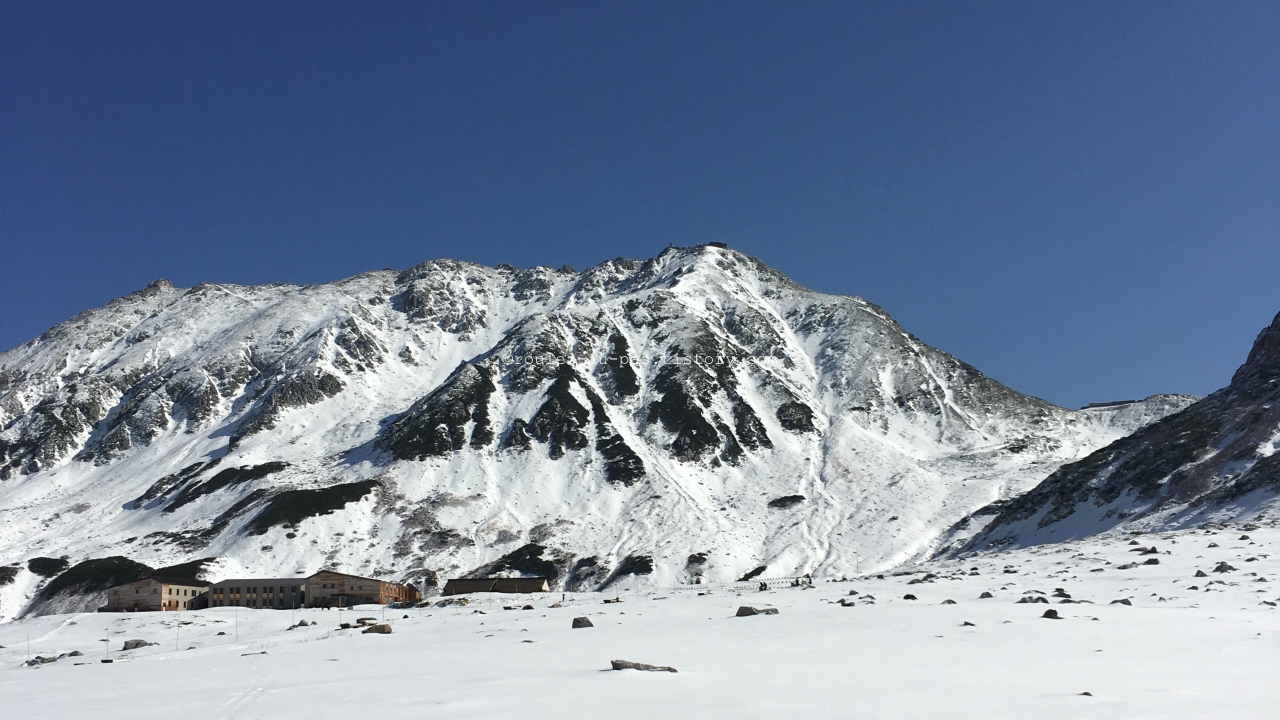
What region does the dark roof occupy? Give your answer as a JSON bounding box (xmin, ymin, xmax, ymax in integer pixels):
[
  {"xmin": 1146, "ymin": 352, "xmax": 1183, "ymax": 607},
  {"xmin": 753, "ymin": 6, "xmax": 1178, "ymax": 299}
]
[
  {"xmin": 443, "ymin": 578, "xmax": 551, "ymax": 595},
  {"xmin": 146, "ymin": 576, "xmax": 209, "ymax": 587}
]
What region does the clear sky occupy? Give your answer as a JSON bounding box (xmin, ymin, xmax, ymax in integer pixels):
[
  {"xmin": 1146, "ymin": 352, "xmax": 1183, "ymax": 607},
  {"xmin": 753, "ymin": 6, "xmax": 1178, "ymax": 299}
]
[{"xmin": 1, "ymin": 1, "xmax": 1276, "ymax": 409}]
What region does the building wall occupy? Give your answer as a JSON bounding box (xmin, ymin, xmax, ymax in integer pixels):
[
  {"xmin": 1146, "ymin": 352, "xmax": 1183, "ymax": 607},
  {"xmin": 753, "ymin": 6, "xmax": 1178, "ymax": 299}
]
[
  {"xmin": 206, "ymin": 578, "xmax": 306, "ymax": 609},
  {"xmin": 305, "ymin": 571, "xmax": 419, "ymax": 607},
  {"xmin": 105, "ymin": 579, "xmax": 208, "ymax": 612}
]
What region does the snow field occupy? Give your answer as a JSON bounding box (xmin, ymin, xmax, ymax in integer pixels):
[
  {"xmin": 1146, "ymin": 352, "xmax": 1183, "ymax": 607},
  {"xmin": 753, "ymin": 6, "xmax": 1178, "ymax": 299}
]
[{"xmin": 2, "ymin": 524, "xmax": 1277, "ymax": 719}]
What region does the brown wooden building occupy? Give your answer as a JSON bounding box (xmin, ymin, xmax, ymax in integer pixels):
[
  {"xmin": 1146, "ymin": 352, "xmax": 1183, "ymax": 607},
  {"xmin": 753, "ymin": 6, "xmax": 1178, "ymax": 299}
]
[
  {"xmin": 442, "ymin": 578, "xmax": 550, "ymax": 596},
  {"xmin": 104, "ymin": 577, "xmax": 209, "ymax": 612},
  {"xmin": 305, "ymin": 570, "xmax": 419, "ymax": 608}
]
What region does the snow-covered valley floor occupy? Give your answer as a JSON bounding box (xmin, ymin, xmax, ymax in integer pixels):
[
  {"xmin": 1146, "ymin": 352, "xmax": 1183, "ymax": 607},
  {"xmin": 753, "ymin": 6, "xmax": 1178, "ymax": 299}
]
[{"xmin": 3, "ymin": 523, "xmax": 1277, "ymax": 720}]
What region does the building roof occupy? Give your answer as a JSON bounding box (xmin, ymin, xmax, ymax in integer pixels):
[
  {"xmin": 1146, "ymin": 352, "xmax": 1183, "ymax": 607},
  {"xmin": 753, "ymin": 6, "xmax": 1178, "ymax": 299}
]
[{"xmin": 443, "ymin": 578, "xmax": 551, "ymax": 595}]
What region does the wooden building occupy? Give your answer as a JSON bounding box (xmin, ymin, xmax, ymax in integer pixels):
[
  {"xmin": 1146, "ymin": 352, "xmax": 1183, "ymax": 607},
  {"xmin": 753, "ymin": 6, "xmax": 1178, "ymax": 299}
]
[
  {"xmin": 305, "ymin": 570, "xmax": 420, "ymax": 608},
  {"xmin": 206, "ymin": 577, "xmax": 307, "ymax": 609},
  {"xmin": 104, "ymin": 577, "xmax": 209, "ymax": 612},
  {"xmin": 442, "ymin": 578, "xmax": 551, "ymax": 596}
]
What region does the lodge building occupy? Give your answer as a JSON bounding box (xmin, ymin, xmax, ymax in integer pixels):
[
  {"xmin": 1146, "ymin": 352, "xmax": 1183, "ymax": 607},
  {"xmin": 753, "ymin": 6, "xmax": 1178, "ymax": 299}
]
[{"xmin": 104, "ymin": 576, "xmax": 210, "ymax": 612}]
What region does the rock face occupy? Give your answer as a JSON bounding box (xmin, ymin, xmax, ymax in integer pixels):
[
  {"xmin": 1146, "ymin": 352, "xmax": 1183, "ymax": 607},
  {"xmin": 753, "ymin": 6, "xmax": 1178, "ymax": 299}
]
[
  {"xmin": 957, "ymin": 311, "xmax": 1280, "ymax": 552},
  {"xmin": 0, "ymin": 246, "xmax": 1197, "ymax": 620}
]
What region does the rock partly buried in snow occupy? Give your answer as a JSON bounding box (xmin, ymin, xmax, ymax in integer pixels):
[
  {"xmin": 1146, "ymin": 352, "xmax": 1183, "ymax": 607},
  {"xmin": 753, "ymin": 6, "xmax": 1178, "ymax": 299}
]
[
  {"xmin": 1195, "ymin": 570, "xmax": 1209, "ymax": 577},
  {"xmin": 1016, "ymin": 596, "xmax": 1049, "ymax": 604},
  {"xmin": 572, "ymin": 616, "xmax": 594, "ymax": 629},
  {"xmin": 735, "ymin": 606, "xmax": 779, "ymax": 616},
  {"xmin": 1110, "ymin": 599, "xmax": 1132, "ymax": 606},
  {"xmin": 361, "ymin": 623, "xmax": 392, "ymax": 634},
  {"xmin": 121, "ymin": 639, "xmax": 154, "ymax": 651},
  {"xmin": 611, "ymin": 659, "xmax": 677, "ymax": 673},
  {"xmin": 902, "ymin": 594, "xmax": 917, "ymax": 600},
  {"xmin": 979, "ymin": 591, "xmax": 994, "ymax": 599},
  {"xmin": 1215, "ymin": 562, "xmax": 1237, "ymax": 573},
  {"xmin": 1041, "ymin": 609, "xmax": 1061, "ymax": 619}
]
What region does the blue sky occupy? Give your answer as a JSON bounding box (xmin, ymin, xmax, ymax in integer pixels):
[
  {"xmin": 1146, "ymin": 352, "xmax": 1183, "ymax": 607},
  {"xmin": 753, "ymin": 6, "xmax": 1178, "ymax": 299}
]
[{"xmin": 1, "ymin": 1, "xmax": 1276, "ymax": 409}]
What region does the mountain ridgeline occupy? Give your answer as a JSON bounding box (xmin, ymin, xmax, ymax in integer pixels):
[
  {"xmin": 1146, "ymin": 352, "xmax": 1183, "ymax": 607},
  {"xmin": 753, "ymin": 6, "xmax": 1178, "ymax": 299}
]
[
  {"xmin": 0, "ymin": 246, "xmax": 1201, "ymax": 619},
  {"xmin": 954, "ymin": 311, "xmax": 1280, "ymax": 551}
]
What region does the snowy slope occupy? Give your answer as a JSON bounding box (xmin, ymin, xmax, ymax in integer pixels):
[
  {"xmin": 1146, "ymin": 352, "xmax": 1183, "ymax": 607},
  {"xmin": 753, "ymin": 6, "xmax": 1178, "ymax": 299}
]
[
  {"xmin": 2, "ymin": 520, "xmax": 1276, "ymax": 720},
  {"xmin": 955, "ymin": 311, "xmax": 1280, "ymax": 552},
  {"xmin": 0, "ymin": 246, "xmax": 1196, "ymax": 619}
]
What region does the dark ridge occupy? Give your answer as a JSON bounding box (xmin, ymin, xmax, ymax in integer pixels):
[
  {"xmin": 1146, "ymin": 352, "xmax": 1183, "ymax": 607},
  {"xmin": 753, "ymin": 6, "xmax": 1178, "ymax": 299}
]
[
  {"xmin": 199, "ymin": 488, "xmax": 272, "ymax": 539},
  {"xmin": 334, "ymin": 318, "xmax": 385, "ymax": 367},
  {"xmin": 500, "ymin": 418, "xmax": 533, "ymax": 450},
  {"xmin": 776, "ymin": 401, "xmax": 816, "ymax": 433},
  {"xmin": 467, "ymin": 543, "xmax": 567, "ymax": 581},
  {"xmin": 528, "ymin": 365, "xmax": 590, "ymax": 460},
  {"xmin": 731, "ymin": 394, "xmax": 772, "ymax": 450},
  {"xmin": 565, "ymin": 556, "xmax": 609, "ymax": 591},
  {"xmin": 586, "ymin": 390, "xmax": 645, "ymax": 485},
  {"xmin": 0, "ymin": 565, "xmax": 17, "ymax": 586},
  {"xmin": 379, "ymin": 363, "xmax": 496, "ymax": 460},
  {"xmin": 230, "ymin": 370, "xmax": 344, "ymax": 446},
  {"xmin": 648, "ymin": 365, "xmax": 721, "ymax": 461},
  {"xmin": 599, "ymin": 554, "xmax": 654, "ymax": 590},
  {"xmin": 26, "ymin": 556, "xmax": 154, "ymax": 615},
  {"xmin": 716, "ymin": 421, "xmax": 744, "ymax": 464},
  {"xmin": 738, "ymin": 565, "xmax": 768, "ymax": 581},
  {"xmin": 152, "ymin": 557, "xmax": 217, "ymax": 580},
  {"xmin": 164, "ymin": 462, "xmax": 290, "ymax": 513},
  {"xmin": 246, "ymin": 480, "xmax": 379, "ymax": 535},
  {"xmin": 767, "ymin": 495, "xmax": 806, "ymax": 509},
  {"xmin": 599, "ymin": 332, "xmax": 640, "ymax": 398},
  {"xmin": 129, "ymin": 459, "xmax": 214, "ymax": 509},
  {"xmin": 27, "ymin": 557, "xmax": 70, "ymax": 577}
]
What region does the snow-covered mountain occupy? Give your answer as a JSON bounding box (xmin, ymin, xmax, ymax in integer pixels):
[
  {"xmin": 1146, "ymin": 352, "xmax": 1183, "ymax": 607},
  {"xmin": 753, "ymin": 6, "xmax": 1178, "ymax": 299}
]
[
  {"xmin": 0, "ymin": 245, "xmax": 1195, "ymax": 618},
  {"xmin": 955, "ymin": 311, "xmax": 1280, "ymax": 552}
]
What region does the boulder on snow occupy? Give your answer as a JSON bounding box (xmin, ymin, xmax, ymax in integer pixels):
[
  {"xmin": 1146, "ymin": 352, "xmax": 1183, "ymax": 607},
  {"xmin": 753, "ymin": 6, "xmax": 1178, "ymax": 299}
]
[
  {"xmin": 1195, "ymin": 570, "xmax": 1209, "ymax": 578},
  {"xmin": 121, "ymin": 639, "xmax": 154, "ymax": 651},
  {"xmin": 1214, "ymin": 562, "xmax": 1237, "ymax": 573},
  {"xmin": 979, "ymin": 591, "xmax": 994, "ymax": 599},
  {"xmin": 1041, "ymin": 609, "xmax": 1061, "ymax": 619},
  {"xmin": 1110, "ymin": 599, "xmax": 1132, "ymax": 606},
  {"xmin": 611, "ymin": 659, "xmax": 677, "ymax": 673},
  {"xmin": 941, "ymin": 599, "xmax": 956, "ymax": 605},
  {"xmin": 1143, "ymin": 558, "xmax": 1161, "ymax": 565},
  {"xmin": 361, "ymin": 623, "xmax": 392, "ymax": 634},
  {"xmin": 1016, "ymin": 596, "xmax": 1049, "ymax": 604},
  {"xmin": 572, "ymin": 617, "xmax": 594, "ymax": 628},
  {"xmin": 735, "ymin": 606, "xmax": 779, "ymax": 616},
  {"xmin": 902, "ymin": 594, "xmax": 917, "ymax": 600}
]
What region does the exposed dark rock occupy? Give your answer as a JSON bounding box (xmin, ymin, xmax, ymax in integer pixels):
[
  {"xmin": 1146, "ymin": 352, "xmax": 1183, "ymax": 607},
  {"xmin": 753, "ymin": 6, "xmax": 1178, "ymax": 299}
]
[
  {"xmin": 902, "ymin": 594, "xmax": 917, "ymax": 600},
  {"xmin": 500, "ymin": 418, "xmax": 533, "ymax": 450},
  {"xmin": 738, "ymin": 566, "xmax": 767, "ymax": 582},
  {"xmin": 379, "ymin": 363, "xmax": 496, "ymax": 459},
  {"xmin": 527, "ymin": 365, "xmax": 590, "ymax": 460},
  {"xmin": 979, "ymin": 591, "xmax": 994, "ymax": 599},
  {"xmin": 648, "ymin": 364, "xmax": 721, "ymax": 462},
  {"xmin": 598, "ymin": 332, "xmax": 640, "ymax": 399},
  {"xmin": 735, "ymin": 606, "xmax": 779, "ymax": 616},
  {"xmin": 1016, "ymin": 596, "xmax": 1049, "ymax": 604},
  {"xmin": 1042, "ymin": 609, "xmax": 1061, "ymax": 619},
  {"xmin": 1214, "ymin": 562, "xmax": 1237, "ymax": 573},
  {"xmin": 122, "ymin": 639, "xmax": 154, "ymax": 651},
  {"xmin": 27, "ymin": 557, "xmax": 70, "ymax": 577},
  {"xmin": 128, "ymin": 460, "xmax": 215, "ymax": 509},
  {"xmin": 468, "ymin": 543, "xmax": 569, "ymax": 583},
  {"xmin": 164, "ymin": 462, "xmax": 289, "ymax": 513},
  {"xmin": 565, "ymin": 557, "xmax": 608, "ymax": 592},
  {"xmin": 776, "ymin": 401, "xmax": 816, "ymax": 433},
  {"xmin": 686, "ymin": 552, "xmax": 708, "ymax": 565},
  {"xmin": 767, "ymin": 495, "xmax": 806, "ymax": 509},
  {"xmin": 247, "ymin": 480, "xmax": 379, "ymax": 535},
  {"xmin": 230, "ymin": 369, "xmax": 344, "ymax": 446},
  {"xmin": 963, "ymin": 311, "xmax": 1280, "ymax": 548},
  {"xmin": 600, "ymin": 554, "xmax": 654, "ymax": 590},
  {"xmin": 587, "ymin": 389, "xmax": 645, "ymax": 485},
  {"xmin": 0, "ymin": 565, "xmax": 19, "ymax": 586},
  {"xmin": 572, "ymin": 616, "xmax": 594, "ymax": 629},
  {"xmin": 24, "ymin": 556, "xmax": 154, "ymax": 618},
  {"xmin": 1110, "ymin": 599, "xmax": 1132, "ymax": 605},
  {"xmin": 611, "ymin": 659, "xmax": 677, "ymax": 672}
]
